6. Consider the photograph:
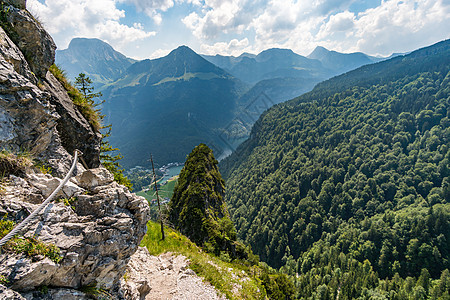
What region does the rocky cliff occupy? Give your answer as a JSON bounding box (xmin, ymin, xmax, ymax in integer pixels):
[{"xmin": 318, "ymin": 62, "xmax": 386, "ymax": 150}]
[{"xmin": 0, "ymin": 0, "xmax": 150, "ymax": 298}]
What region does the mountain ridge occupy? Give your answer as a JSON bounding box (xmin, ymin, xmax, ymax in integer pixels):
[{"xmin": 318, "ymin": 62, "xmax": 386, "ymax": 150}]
[
  {"xmin": 220, "ymin": 39, "xmax": 450, "ymax": 298},
  {"xmin": 56, "ymin": 37, "xmax": 136, "ymax": 87},
  {"xmin": 307, "ymin": 45, "xmax": 382, "ymax": 74},
  {"xmin": 56, "ymin": 39, "xmax": 402, "ymax": 167},
  {"xmin": 100, "ymin": 45, "xmax": 247, "ymax": 167}
]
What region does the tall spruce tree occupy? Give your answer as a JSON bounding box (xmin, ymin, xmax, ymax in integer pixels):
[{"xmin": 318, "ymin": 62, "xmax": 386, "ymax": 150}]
[{"xmin": 169, "ymin": 144, "xmax": 239, "ymax": 256}]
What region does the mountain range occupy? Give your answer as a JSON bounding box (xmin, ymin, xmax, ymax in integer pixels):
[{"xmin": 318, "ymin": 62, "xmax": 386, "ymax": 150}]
[
  {"xmin": 100, "ymin": 46, "xmax": 246, "ymax": 167},
  {"xmin": 307, "ymin": 45, "xmax": 382, "ymax": 73},
  {"xmin": 56, "ymin": 39, "xmax": 391, "ymax": 167}
]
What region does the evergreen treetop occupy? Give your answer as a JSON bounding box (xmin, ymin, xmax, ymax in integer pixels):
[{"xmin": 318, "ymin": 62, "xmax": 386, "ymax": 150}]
[{"xmin": 169, "ymin": 144, "xmax": 241, "ymax": 257}]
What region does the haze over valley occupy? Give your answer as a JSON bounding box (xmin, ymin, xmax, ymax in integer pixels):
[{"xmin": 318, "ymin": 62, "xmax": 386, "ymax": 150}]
[{"xmin": 56, "ymin": 38, "xmax": 393, "ymax": 167}]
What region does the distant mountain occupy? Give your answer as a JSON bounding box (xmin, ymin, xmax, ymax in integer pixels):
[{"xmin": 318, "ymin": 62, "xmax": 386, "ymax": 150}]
[
  {"xmin": 221, "ymin": 40, "xmax": 450, "ymax": 298},
  {"xmin": 55, "ymin": 38, "xmax": 136, "ymax": 88},
  {"xmin": 101, "ymin": 46, "xmax": 248, "ymax": 167},
  {"xmin": 56, "ymin": 39, "xmax": 392, "ymax": 167},
  {"xmin": 203, "ymin": 47, "xmax": 386, "ymax": 129},
  {"xmin": 307, "ymin": 45, "xmax": 382, "ymax": 74},
  {"xmin": 203, "ymin": 48, "xmax": 329, "ymax": 84},
  {"xmin": 201, "ymin": 53, "xmax": 252, "ymax": 74}
]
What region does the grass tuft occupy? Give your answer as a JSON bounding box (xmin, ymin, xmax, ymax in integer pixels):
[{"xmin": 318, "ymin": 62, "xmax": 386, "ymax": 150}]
[
  {"xmin": 0, "ymin": 149, "xmax": 33, "ymax": 178},
  {"xmin": 49, "ymin": 64, "xmax": 101, "ymax": 131},
  {"xmin": 57, "ymin": 196, "xmax": 77, "ymax": 210},
  {"xmin": 80, "ymin": 282, "xmax": 113, "ymax": 300},
  {"xmin": 0, "ymin": 217, "xmax": 62, "ymax": 263}
]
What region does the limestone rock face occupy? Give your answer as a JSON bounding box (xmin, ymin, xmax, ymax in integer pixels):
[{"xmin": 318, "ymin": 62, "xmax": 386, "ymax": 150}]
[
  {"xmin": 44, "ymin": 72, "xmax": 102, "ymax": 168},
  {"xmin": 2, "ymin": 0, "xmax": 26, "ymax": 9},
  {"xmin": 4, "ymin": 3, "xmax": 56, "ymax": 77},
  {"xmin": 22, "ymin": 288, "xmax": 90, "ymax": 299},
  {"xmin": 0, "ymin": 2, "xmax": 151, "ymax": 298},
  {"xmin": 0, "ymin": 26, "xmax": 64, "ymax": 165},
  {"xmin": 0, "ymin": 26, "xmax": 35, "ymax": 81},
  {"xmin": 0, "ymin": 167, "xmax": 150, "ymax": 294},
  {"xmin": 0, "ymin": 284, "xmax": 26, "ymax": 300},
  {"xmin": 0, "ymin": 8, "xmax": 100, "ymax": 172}
]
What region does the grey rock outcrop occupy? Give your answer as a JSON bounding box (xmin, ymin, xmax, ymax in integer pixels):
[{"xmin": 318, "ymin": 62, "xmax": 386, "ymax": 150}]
[
  {"xmin": 0, "ymin": 284, "xmax": 26, "ymax": 300},
  {"xmin": 0, "ymin": 1, "xmax": 152, "ymax": 298},
  {"xmin": 0, "ymin": 167, "xmax": 150, "ymax": 294},
  {"xmin": 0, "ymin": 3, "xmax": 100, "ymax": 171},
  {"xmin": 0, "ymin": 25, "xmax": 34, "ymax": 81},
  {"xmin": 3, "ymin": 2, "xmax": 56, "ymax": 77},
  {"xmin": 22, "ymin": 288, "xmax": 90, "ymax": 299},
  {"xmin": 2, "ymin": 0, "xmax": 26, "ymax": 10},
  {"xmin": 44, "ymin": 71, "xmax": 102, "ymax": 168},
  {"xmin": 0, "ymin": 26, "xmax": 65, "ymax": 166}
]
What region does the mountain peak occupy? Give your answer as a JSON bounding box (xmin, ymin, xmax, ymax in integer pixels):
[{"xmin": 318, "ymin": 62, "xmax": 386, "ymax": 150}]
[
  {"xmin": 158, "ymin": 45, "xmax": 228, "ymax": 76},
  {"xmin": 169, "ymin": 45, "xmax": 197, "ymax": 56},
  {"xmin": 56, "ymin": 38, "xmax": 135, "ymax": 86},
  {"xmin": 67, "ymin": 38, "xmax": 113, "ymax": 51},
  {"xmin": 307, "ymin": 45, "xmax": 381, "ymax": 73},
  {"xmin": 257, "ymin": 48, "xmax": 296, "ymax": 60},
  {"xmin": 308, "ymin": 46, "xmax": 330, "ymax": 59},
  {"xmin": 260, "ymin": 48, "xmax": 295, "ymax": 54}
]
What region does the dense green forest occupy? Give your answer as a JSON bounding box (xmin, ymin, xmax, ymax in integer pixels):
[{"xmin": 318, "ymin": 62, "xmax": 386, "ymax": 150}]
[{"xmin": 221, "ymin": 40, "xmax": 449, "ymax": 298}]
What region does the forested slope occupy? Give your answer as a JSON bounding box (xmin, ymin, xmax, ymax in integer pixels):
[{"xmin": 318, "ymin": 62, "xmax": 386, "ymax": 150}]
[{"xmin": 221, "ymin": 40, "xmax": 450, "ymax": 298}]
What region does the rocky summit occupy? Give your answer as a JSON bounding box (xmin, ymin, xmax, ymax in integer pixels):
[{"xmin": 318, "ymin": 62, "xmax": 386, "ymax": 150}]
[{"xmin": 0, "ymin": 0, "xmax": 150, "ymax": 298}]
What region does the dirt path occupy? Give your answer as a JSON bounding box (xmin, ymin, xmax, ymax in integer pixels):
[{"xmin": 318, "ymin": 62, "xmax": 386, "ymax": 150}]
[{"xmin": 121, "ymin": 247, "xmax": 226, "ymax": 300}]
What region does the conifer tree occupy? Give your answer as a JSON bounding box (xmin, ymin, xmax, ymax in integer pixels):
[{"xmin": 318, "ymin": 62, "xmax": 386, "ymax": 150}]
[
  {"xmin": 74, "ymin": 73, "xmax": 131, "ymax": 189},
  {"xmin": 74, "ymin": 73, "xmax": 101, "ymax": 106},
  {"xmin": 169, "ymin": 144, "xmax": 238, "ymax": 256}
]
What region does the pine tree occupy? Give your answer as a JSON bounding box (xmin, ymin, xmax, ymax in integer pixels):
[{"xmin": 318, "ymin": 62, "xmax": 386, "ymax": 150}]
[{"xmin": 74, "ymin": 73, "xmax": 131, "ymax": 189}]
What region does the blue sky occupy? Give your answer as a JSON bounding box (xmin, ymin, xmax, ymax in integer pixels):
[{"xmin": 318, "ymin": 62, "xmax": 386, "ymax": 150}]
[{"xmin": 28, "ymin": 0, "xmax": 450, "ymax": 60}]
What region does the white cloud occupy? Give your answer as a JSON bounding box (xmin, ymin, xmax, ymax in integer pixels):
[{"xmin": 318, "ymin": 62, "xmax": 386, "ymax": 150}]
[
  {"xmin": 123, "ymin": 0, "xmax": 174, "ymax": 23},
  {"xmin": 318, "ymin": 11, "xmax": 355, "ymax": 37},
  {"xmin": 181, "ymin": 0, "xmax": 450, "ymax": 56},
  {"xmin": 181, "ymin": 0, "xmax": 202, "ymax": 5},
  {"xmin": 28, "ymin": 0, "xmax": 450, "ymax": 58},
  {"xmin": 182, "ymin": 0, "xmax": 268, "ymax": 39},
  {"xmin": 28, "ymin": 0, "xmax": 155, "ymax": 50},
  {"xmin": 353, "ymin": 0, "xmax": 450, "ymax": 55},
  {"xmin": 313, "ymin": 0, "xmax": 450, "ymax": 55},
  {"xmin": 126, "ymin": 0, "xmax": 175, "ymax": 12},
  {"xmin": 200, "ymin": 38, "xmax": 250, "ymax": 55}
]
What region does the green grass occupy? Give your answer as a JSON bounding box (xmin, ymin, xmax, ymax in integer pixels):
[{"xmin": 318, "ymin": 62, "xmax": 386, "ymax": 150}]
[
  {"xmin": 153, "ymin": 72, "xmax": 223, "ymax": 86},
  {"xmin": 49, "ymin": 64, "xmax": 101, "ymax": 131},
  {"xmin": 101, "ymin": 73, "xmax": 147, "ymax": 89},
  {"xmin": 137, "ymin": 177, "xmax": 178, "ymax": 201},
  {"xmin": 140, "ymin": 221, "xmax": 265, "ymax": 299},
  {"xmin": 0, "ymin": 149, "xmax": 57, "ymax": 179}
]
